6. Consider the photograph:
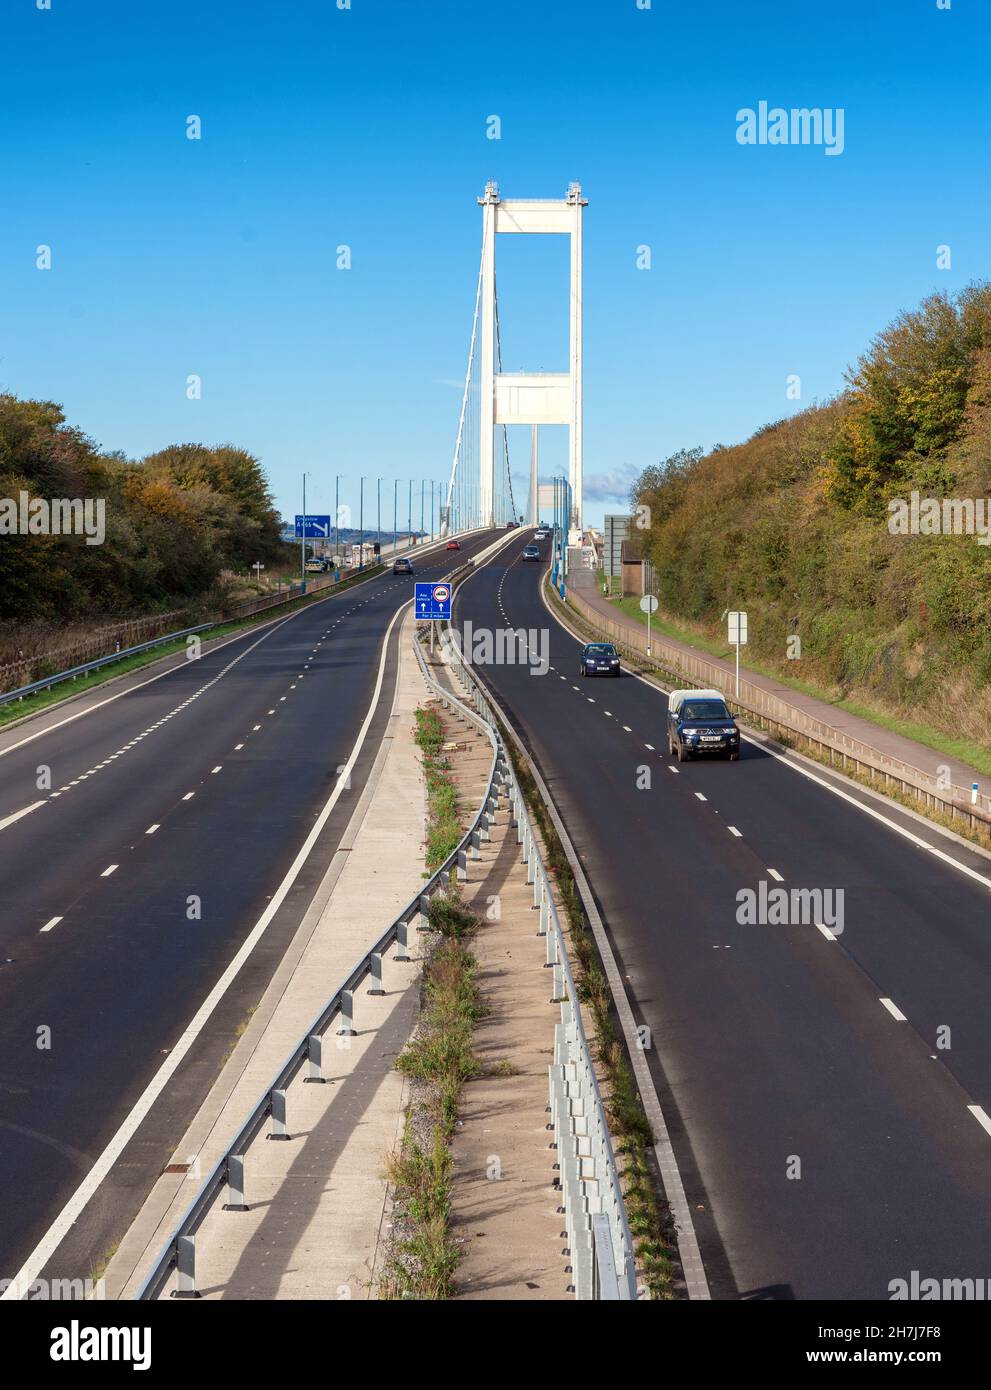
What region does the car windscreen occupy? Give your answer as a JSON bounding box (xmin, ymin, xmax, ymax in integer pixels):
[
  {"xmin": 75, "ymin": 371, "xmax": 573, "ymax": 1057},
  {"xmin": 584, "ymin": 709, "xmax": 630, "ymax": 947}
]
[
  {"xmin": 680, "ymin": 700, "xmax": 730, "ymax": 721},
  {"xmin": 585, "ymin": 645, "xmax": 615, "ymax": 657}
]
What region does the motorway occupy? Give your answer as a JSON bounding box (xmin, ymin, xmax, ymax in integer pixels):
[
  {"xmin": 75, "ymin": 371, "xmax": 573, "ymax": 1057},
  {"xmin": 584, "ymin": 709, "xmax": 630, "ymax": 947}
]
[
  {"xmin": 455, "ymin": 532, "xmax": 991, "ymax": 1300},
  {"xmin": 0, "ymin": 529, "xmax": 499, "ymax": 1287}
]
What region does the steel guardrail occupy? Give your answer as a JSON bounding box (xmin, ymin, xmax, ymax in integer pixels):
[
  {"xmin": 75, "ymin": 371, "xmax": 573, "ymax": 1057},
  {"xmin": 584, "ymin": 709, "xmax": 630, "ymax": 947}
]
[{"xmin": 0, "ymin": 625, "xmax": 216, "ymax": 709}]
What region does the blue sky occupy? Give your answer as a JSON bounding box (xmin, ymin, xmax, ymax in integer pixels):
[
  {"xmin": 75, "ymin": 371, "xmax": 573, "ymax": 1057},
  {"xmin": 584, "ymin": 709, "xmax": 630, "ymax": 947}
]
[{"xmin": 1, "ymin": 0, "xmax": 988, "ymax": 530}]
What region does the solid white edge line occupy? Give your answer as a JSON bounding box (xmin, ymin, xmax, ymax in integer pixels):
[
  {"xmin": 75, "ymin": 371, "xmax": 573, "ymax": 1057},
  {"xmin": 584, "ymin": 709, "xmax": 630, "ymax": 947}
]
[
  {"xmin": 0, "ymin": 800, "xmax": 46, "ymax": 832},
  {"xmin": 968, "ymin": 1105, "xmax": 991, "ymax": 1138},
  {"xmin": 0, "ymin": 597, "xmax": 411, "ymax": 1301},
  {"xmin": 879, "ymin": 997, "xmax": 907, "ymax": 1021}
]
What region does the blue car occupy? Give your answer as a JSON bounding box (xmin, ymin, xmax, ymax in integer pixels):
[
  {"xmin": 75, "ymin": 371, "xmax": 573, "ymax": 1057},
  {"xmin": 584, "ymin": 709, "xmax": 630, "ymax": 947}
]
[{"xmin": 579, "ymin": 642, "xmax": 621, "ymax": 677}]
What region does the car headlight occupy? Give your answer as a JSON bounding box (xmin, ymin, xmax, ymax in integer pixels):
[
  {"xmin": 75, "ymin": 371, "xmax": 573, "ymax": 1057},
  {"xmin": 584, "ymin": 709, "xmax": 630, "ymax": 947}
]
[{"xmin": 610, "ymin": 659, "xmax": 619, "ymax": 666}]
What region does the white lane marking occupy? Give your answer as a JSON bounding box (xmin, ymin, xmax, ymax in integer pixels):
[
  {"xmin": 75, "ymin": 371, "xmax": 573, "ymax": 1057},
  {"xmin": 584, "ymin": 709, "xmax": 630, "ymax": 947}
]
[
  {"xmin": 182, "ymin": 792, "xmax": 195, "ymax": 802},
  {"xmin": 234, "ymin": 743, "xmax": 244, "ymax": 751},
  {"xmin": 0, "ymin": 596, "xmax": 413, "ymax": 1302},
  {"xmin": 604, "ymin": 710, "xmax": 613, "ymax": 717},
  {"xmin": 768, "ymin": 868, "xmax": 784, "ymax": 881},
  {"xmin": 968, "ymin": 1105, "xmax": 991, "ymax": 1138},
  {"xmin": 100, "ymin": 864, "xmax": 118, "ymax": 878},
  {"xmin": 0, "ymin": 800, "xmax": 46, "ymax": 833},
  {"xmin": 40, "ymin": 916, "xmax": 62, "ymax": 934},
  {"xmin": 253, "ymin": 724, "xmax": 261, "ymax": 731},
  {"xmin": 669, "ymin": 766, "xmax": 679, "ymax": 774},
  {"xmin": 728, "ymin": 826, "xmax": 742, "ymax": 837},
  {"xmin": 0, "ymin": 604, "xmax": 315, "ymax": 762},
  {"xmin": 211, "ymin": 766, "xmax": 222, "ymax": 774},
  {"xmin": 267, "ymin": 709, "xmax": 276, "ymax": 715},
  {"xmin": 622, "ymin": 725, "xmax": 632, "ymax": 732},
  {"xmin": 644, "ymin": 743, "xmax": 655, "ymax": 750},
  {"xmin": 816, "ymin": 921, "xmax": 838, "ymax": 941},
  {"xmin": 695, "ymin": 792, "xmax": 707, "ymax": 802},
  {"xmin": 587, "ymin": 698, "xmax": 595, "ymax": 704},
  {"xmin": 880, "ymin": 997, "xmax": 907, "ymax": 1021},
  {"xmin": 145, "ymin": 824, "xmax": 160, "ymax": 835}
]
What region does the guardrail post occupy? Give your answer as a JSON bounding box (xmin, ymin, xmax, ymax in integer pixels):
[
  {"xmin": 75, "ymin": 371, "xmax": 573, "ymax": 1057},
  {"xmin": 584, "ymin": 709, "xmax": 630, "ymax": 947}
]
[
  {"xmin": 224, "ymin": 1154, "xmax": 249, "ymax": 1211},
  {"xmin": 368, "ymin": 951, "xmax": 385, "ymax": 996},
  {"xmin": 172, "ymin": 1235, "xmax": 201, "ymax": 1298},
  {"xmin": 395, "ymin": 917, "xmax": 411, "ymax": 962},
  {"xmin": 419, "ymin": 893, "xmax": 432, "ymax": 931},
  {"xmin": 269, "ymin": 1087, "xmax": 290, "ymax": 1140},
  {"xmin": 338, "ymin": 989, "xmax": 355, "ymax": 1037},
  {"xmin": 304, "ymin": 1034, "xmax": 329, "ymax": 1083}
]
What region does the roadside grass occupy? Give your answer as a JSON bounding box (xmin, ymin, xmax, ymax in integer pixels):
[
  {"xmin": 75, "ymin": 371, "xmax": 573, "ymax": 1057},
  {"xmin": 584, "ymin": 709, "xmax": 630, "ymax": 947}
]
[
  {"xmin": 609, "ymin": 592, "xmax": 991, "ymax": 780},
  {"xmin": 500, "ymin": 729, "xmax": 675, "ymax": 1299},
  {"xmin": 413, "ymin": 707, "xmax": 463, "ymax": 871},
  {"xmin": 0, "ymin": 564, "xmax": 385, "ymax": 732}
]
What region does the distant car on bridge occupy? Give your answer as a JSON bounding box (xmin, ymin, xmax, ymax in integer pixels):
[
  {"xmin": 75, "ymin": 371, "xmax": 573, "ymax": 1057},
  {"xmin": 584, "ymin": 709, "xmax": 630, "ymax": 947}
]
[
  {"xmin": 393, "ymin": 556, "xmax": 414, "ymax": 575},
  {"xmin": 579, "ymin": 642, "xmax": 620, "ymax": 677},
  {"xmin": 667, "ymin": 688, "xmax": 740, "ymax": 761},
  {"xmin": 521, "ymin": 543, "xmax": 541, "ymax": 562},
  {"xmin": 446, "ymin": 539, "xmax": 461, "ymax": 551}
]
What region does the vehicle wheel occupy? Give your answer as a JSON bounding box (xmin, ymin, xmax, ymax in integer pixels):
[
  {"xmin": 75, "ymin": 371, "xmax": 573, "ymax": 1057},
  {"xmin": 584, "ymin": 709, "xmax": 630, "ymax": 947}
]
[
  {"xmin": 677, "ymin": 742, "xmax": 688, "ymax": 763},
  {"xmin": 612, "ymin": 668, "xmax": 620, "ymax": 677},
  {"xmin": 729, "ymin": 749, "xmax": 740, "ymax": 761},
  {"xmin": 667, "ymin": 735, "xmax": 674, "ymax": 756}
]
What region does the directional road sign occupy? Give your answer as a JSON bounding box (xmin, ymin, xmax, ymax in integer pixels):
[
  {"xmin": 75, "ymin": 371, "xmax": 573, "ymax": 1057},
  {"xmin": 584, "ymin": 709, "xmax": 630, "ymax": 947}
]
[{"xmin": 294, "ymin": 515, "xmax": 332, "ymax": 539}]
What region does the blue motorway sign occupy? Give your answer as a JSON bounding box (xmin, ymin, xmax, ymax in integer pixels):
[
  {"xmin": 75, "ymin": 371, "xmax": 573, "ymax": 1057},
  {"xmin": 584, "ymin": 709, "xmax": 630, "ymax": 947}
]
[
  {"xmin": 294, "ymin": 514, "xmax": 332, "ymax": 539},
  {"xmin": 415, "ymin": 581, "xmax": 452, "ymax": 621}
]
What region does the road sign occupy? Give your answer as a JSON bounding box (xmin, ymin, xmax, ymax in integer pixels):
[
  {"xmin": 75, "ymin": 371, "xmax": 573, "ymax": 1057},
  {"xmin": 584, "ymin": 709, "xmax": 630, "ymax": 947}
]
[
  {"xmin": 294, "ymin": 514, "xmax": 332, "ymax": 539},
  {"xmin": 728, "ymin": 610, "xmax": 748, "ymax": 644},
  {"xmin": 415, "ymin": 582, "xmax": 452, "ymax": 621},
  {"xmin": 639, "ymin": 595, "xmax": 658, "ymax": 615}
]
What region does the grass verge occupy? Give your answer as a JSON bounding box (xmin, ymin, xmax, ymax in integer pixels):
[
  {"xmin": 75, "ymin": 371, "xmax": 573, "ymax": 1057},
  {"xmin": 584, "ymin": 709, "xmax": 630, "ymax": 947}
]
[{"xmin": 413, "ymin": 706, "xmax": 463, "ymax": 871}]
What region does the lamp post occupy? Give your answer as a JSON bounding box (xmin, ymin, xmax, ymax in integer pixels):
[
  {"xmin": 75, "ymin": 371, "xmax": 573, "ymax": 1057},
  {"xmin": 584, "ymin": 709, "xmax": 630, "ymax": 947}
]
[
  {"xmin": 420, "ymin": 480, "xmax": 425, "ymax": 542},
  {"xmin": 393, "ymin": 478, "xmax": 398, "ymax": 560},
  {"xmin": 408, "ymin": 480, "xmax": 413, "ymax": 551},
  {"xmin": 376, "ymin": 477, "xmax": 381, "ymax": 557},
  {"xmin": 300, "ymin": 471, "xmax": 309, "ymax": 584},
  {"xmin": 359, "ymin": 476, "xmax": 365, "ymax": 571},
  {"xmin": 334, "ymin": 474, "xmax": 341, "ymax": 568}
]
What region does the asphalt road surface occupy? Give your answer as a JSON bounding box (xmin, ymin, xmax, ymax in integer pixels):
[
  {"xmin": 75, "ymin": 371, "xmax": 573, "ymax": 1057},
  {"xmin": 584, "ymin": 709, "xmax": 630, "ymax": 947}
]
[
  {"xmin": 0, "ymin": 530, "xmax": 499, "ymax": 1286},
  {"xmin": 455, "ymin": 533, "xmax": 991, "ymax": 1301}
]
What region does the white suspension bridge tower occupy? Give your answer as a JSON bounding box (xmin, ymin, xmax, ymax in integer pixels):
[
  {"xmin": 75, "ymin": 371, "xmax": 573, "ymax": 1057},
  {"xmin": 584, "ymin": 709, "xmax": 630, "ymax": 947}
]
[{"xmin": 444, "ymin": 182, "xmax": 586, "ymax": 541}]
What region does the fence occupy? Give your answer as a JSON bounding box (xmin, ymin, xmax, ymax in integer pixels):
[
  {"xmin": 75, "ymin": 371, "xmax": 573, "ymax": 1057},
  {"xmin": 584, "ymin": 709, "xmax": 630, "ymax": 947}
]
[
  {"xmin": 0, "ymin": 611, "xmax": 189, "ymax": 694},
  {"xmin": 563, "ymin": 585, "xmax": 991, "ymax": 840}
]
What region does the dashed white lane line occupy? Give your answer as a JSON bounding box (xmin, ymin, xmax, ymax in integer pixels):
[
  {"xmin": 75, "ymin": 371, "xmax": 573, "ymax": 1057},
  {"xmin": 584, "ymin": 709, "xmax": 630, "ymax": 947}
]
[
  {"xmin": 728, "ymin": 826, "xmax": 742, "ymax": 837},
  {"xmin": 695, "ymin": 792, "xmax": 707, "ymax": 802},
  {"xmin": 604, "ymin": 710, "xmax": 613, "ymax": 717},
  {"xmin": 668, "ymin": 766, "xmax": 679, "ymax": 774},
  {"xmin": 816, "ymin": 921, "xmax": 838, "ymax": 941},
  {"xmin": 234, "ymin": 743, "xmax": 244, "ymax": 751},
  {"xmin": 0, "ymin": 800, "xmax": 46, "ymax": 833},
  {"xmin": 211, "ymin": 766, "xmax": 222, "ymax": 774},
  {"xmin": 253, "ymin": 724, "xmax": 261, "ymax": 732},
  {"xmin": 182, "ymin": 792, "xmax": 195, "ymax": 802},
  {"xmin": 968, "ymin": 1105, "xmax": 991, "ymax": 1138},
  {"xmin": 40, "ymin": 917, "xmax": 62, "ymax": 934},
  {"xmin": 622, "ymin": 725, "xmax": 632, "ymax": 732},
  {"xmin": 572, "ymin": 685, "xmax": 579, "ymax": 691},
  {"xmin": 768, "ymin": 868, "xmax": 784, "ymax": 881},
  {"xmin": 587, "ymin": 698, "xmax": 595, "ymax": 704},
  {"xmin": 879, "ymin": 997, "xmax": 907, "ymax": 1022},
  {"xmin": 146, "ymin": 824, "xmax": 160, "ymax": 835},
  {"xmin": 100, "ymin": 864, "xmax": 118, "ymax": 878},
  {"xmin": 267, "ymin": 709, "xmax": 276, "ymax": 715},
  {"xmin": 644, "ymin": 743, "xmax": 655, "ymax": 750}
]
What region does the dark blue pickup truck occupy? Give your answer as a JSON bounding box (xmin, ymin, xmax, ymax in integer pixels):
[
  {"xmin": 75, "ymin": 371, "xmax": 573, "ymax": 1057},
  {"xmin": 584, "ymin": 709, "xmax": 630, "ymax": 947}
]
[{"xmin": 667, "ymin": 688, "xmax": 740, "ymax": 761}]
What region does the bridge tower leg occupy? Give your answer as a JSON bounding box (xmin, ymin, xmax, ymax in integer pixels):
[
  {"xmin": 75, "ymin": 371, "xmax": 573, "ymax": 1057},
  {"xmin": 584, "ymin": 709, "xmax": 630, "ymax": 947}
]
[{"xmin": 479, "ymin": 182, "xmax": 498, "ymax": 528}]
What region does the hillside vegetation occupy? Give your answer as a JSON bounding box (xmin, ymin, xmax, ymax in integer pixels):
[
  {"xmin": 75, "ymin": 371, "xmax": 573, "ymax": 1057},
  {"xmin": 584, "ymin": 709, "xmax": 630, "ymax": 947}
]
[
  {"xmin": 0, "ymin": 393, "xmax": 288, "ymax": 647},
  {"xmin": 632, "ymin": 283, "xmax": 991, "ymax": 747}
]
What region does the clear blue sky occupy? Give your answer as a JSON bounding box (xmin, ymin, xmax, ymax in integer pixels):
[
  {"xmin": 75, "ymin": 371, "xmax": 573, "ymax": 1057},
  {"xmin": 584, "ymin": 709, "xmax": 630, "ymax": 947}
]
[{"xmin": 1, "ymin": 0, "xmax": 988, "ymax": 530}]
